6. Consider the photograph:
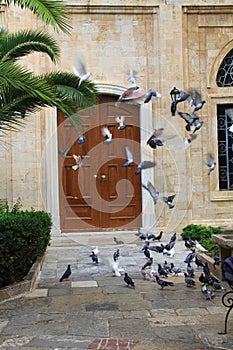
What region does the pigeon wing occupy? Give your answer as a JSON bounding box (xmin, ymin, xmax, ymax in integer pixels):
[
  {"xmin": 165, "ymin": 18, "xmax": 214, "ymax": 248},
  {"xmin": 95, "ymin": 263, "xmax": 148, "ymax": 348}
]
[
  {"xmin": 102, "ymin": 127, "xmax": 111, "ymax": 138},
  {"xmin": 124, "ymin": 146, "xmax": 133, "ymax": 163},
  {"xmin": 140, "ymin": 160, "xmax": 156, "ymax": 170}
]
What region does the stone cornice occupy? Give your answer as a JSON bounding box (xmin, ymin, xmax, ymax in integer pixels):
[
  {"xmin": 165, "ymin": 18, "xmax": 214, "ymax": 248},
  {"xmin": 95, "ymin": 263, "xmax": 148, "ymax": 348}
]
[
  {"xmin": 183, "ymin": 5, "xmax": 233, "ymax": 14},
  {"xmin": 68, "ymin": 5, "xmax": 158, "ymax": 14}
]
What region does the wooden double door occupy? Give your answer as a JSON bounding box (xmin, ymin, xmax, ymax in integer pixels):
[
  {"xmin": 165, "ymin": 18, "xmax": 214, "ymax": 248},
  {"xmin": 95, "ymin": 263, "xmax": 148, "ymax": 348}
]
[{"xmin": 57, "ymin": 95, "xmax": 142, "ymax": 232}]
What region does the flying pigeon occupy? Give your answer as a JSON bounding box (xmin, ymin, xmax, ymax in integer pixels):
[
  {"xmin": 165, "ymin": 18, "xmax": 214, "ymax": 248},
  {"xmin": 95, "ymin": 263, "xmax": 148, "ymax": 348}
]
[
  {"xmin": 72, "ymin": 154, "xmax": 82, "ymax": 170},
  {"xmin": 187, "ymin": 89, "xmax": 206, "ymax": 113},
  {"xmin": 184, "ymin": 272, "xmax": 196, "ymax": 287},
  {"xmin": 161, "ymin": 194, "xmax": 176, "ymax": 209},
  {"xmin": 116, "ymin": 70, "xmax": 145, "ymax": 105},
  {"xmin": 192, "ymin": 117, "xmax": 204, "ymax": 133},
  {"xmin": 144, "ymin": 88, "xmax": 162, "ymax": 103},
  {"xmin": 147, "ymin": 128, "xmax": 176, "ymax": 149},
  {"xmin": 154, "ymin": 274, "xmax": 174, "ymax": 290},
  {"xmin": 178, "ymin": 112, "xmax": 199, "ymax": 132},
  {"xmin": 59, "ymin": 264, "xmax": 71, "ymax": 282},
  {"xmin": 115, "ymin": 116, "xmax": 126, "ymax": 130},
  {"xmin": 122, "ymin": 146, "xmax": 134, "ymax": 167},
  {"xmin": 124, "ymin": 272, "xmax": 135, "ymax": 288},
  {"xmin": 183, "ymin": 133, "xmax": 198, "ymax": 150},
  {"xmin": 204, "ymin": 153, "xmax": 216, "ymax": 175},
  {"xmin": 90, "ymin": 252, "xmax": 99, "ymax": 264},
  {"xmin": 142, "ymin": 181, "xmax": 159, "ymax": 205},
  {"xmin": 72, "ymin": 56, "xmax": 91, "ymax": 87},
  {"xmin": 77, "ymin": 134, "xmax": 85, "ymax": 144},
  {"xmin": 102, "ymin": 127, "xmax": 112, "ymax": 144},
  {"xmin": 149, "ymin": 244, "xmax": 164, "ymax": 253},
  {"xmin": 135, "ymin": 160, "xmax": 156, "ymax": 175},
  {"xmin": 113, "ymin": 249, "xmax": 120, "ymax": 261},
  {"xmin": 59, "ymin": 143, "xmax": 71, "ymax": 158}
]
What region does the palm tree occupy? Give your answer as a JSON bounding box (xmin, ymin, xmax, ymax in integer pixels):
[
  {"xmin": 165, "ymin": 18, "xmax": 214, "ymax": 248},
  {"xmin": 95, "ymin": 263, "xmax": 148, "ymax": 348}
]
[
  {"xmin": 0, "ymin": 29, "xmax": 98, "ymax": 133},
  {"xmin": 1, "ymin": 0, "xmax": 71, "ymax": 33}
]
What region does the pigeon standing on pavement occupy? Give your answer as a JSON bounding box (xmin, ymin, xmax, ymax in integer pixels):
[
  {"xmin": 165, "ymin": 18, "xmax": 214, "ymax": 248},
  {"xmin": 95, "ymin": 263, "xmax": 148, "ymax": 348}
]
[
  {"xmin": 143, "ymin": 247, "xmax": 151, "ymax": 259},
  {"xmin": 90, "ymin": 252, "xmax": 99, "ymax": 264},
  {"xmin": 124, "ymin": 272, "xmax": 135, "ymax": 288},
  {"xmin": 113, "ymin": 249, "xmax": 120, "ymax": 262},
  {"xmin": 187, "ymin": 262, "xmax": 195, "ymax": 277},
  {"xmin": 184, "ymin": 272, "xmax": 196, "ymax": 287},
  {"xmin": 201, "ymin": 283, "xmax": 215, "ymax": 300},
  {"xmin": 154, "ymin": 275, "xmax": 174, "ymax": 290},
  {"xmin": 59, "ymin": 264, "xmax": 71, "ymax": 282},
  {"xmin": 113, "ymin": 237, "xmax": 124, "ymax": 244},
  {"xmin": 158, "ymin": 263, "xmax": 168, "ymax": 277}
]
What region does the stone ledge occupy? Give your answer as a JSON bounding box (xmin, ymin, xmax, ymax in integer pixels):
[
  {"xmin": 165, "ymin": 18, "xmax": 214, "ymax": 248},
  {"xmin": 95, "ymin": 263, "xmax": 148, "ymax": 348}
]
[
  {"xmin": 197, "ymin": 252, "xmax": 222, "ymax": 281},
  {"xmin": 0, "ymin": 254, "xmax": 46, "ymax": 303}
]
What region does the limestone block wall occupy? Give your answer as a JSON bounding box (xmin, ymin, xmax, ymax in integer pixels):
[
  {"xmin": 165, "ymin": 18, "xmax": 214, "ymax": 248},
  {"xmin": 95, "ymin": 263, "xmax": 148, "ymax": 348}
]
[{"xmin": 0, "ymin": 0, "xmax": 233, "ymax": 233}]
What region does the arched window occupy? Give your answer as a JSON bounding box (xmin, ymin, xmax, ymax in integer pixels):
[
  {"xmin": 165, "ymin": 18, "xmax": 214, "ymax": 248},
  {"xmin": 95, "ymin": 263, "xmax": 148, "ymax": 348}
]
[{"xmin": 216, "ymin": 49, "xmax": 233, "ymax": 87}]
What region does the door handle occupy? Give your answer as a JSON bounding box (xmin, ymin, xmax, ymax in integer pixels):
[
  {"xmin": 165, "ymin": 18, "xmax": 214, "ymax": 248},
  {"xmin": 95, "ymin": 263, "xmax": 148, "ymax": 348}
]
[
  {"xmin": 93, "ymin": 174, "xmax": 98, "ymax": 180},
  {"xmin": 101, "ymin": 174, "xmax": 106, "ymax": 181}
]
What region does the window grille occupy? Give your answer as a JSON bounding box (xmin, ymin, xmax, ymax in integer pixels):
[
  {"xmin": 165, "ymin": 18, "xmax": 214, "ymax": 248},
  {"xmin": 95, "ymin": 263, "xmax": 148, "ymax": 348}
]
[
  {"xmin": 217, "ymin": 105, "xmax": 233, "ymax": 190},
  {"xmin": 216, "ymin": 49, "xmax": 233, "ymax": 87}
]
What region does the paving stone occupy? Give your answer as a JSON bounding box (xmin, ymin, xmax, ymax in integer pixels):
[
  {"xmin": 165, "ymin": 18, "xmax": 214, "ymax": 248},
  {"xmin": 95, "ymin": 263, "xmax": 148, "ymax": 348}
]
[
  {"xmin": 109, "ymin": 318, "xmax": 154, "ymax": 339},
  {"xmin": 26, "ymin": 289, "xmax": 48, "ymax": 298},
  {"xmin": 71, "ymin": 280, "xmax": 98, "ymax": 287},
  {"xmin": 68, "ymin": 319, "xmax": 109, "ymax": 337},
  {"xmin": 85, "ymin": 302, "xmax": 118, "ymax": 311}
]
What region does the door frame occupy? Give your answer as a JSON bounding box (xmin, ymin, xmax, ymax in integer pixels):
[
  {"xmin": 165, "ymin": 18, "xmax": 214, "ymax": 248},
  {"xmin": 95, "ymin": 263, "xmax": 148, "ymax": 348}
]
[{"xmin": 43, "ymin": 82, "xmax": 155, "ymax": 235}]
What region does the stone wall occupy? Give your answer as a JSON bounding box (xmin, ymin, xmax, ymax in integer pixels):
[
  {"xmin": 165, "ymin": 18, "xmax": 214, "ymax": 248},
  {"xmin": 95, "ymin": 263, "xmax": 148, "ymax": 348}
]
[{"xmin": 1, "ymin": 1, "xmax": 233, "ymax": 233}]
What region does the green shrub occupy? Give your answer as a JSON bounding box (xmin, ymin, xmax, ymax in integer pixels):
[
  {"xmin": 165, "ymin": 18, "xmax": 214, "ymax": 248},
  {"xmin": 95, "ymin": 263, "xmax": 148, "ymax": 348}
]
[
  {"xmin": 0, "ymin": 201, "xmax": 52, "ymax": 288},
  {"xmin": 181, "ymin": 224, "xmax": 223, "ymax": 255}
]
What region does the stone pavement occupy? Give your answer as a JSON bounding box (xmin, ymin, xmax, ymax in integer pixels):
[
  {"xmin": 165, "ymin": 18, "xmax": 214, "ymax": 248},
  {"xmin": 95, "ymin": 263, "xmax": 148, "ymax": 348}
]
[{"xmin": 0, "ymin": 231, "xmax": 233, "ymax": 349}]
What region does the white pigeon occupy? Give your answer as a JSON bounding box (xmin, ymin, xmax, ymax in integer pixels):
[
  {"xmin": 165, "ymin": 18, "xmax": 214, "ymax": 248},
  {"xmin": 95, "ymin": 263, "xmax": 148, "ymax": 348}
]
[
  {"xmin": 195, "ymin": 240, "xmax": 208, "ymax": 252},
  {"xmin": 91, "ymin": 246, "xmax": 99, "ymax": 255},
  {"xmin": 183, "ymin": 133, "xmax": 198, "ymax": 150},
  {"xmin": 109, "ymin": 259, "xmax": 125, "ymax": 277},
  {"xmin": 122, "ymin": 146, "xmax": 134, "ymax": 167},
  {"xmin": 72, "ymin": 154, "xmax": 82, "ymax": 170},
  {"xmin": 102, "ymin": 127, "xmax": 112, "ymax": 144},
  {"xmin": 115, "ymin": 116, "xmax": 126, "ymax": 130},
  {"xmin": 163, "ymin": 247, "xmax": 175, "ymax": 258},
  {"xmin": 72, "ymin": 56, "xmax": 91, "ymax": 87}
]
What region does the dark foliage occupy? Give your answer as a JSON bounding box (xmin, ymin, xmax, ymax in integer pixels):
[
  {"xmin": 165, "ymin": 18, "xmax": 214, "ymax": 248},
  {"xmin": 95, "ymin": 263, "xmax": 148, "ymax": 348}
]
[{"xmin": 0, "ymin": 201, "xmax": 52, "ymax": 288}]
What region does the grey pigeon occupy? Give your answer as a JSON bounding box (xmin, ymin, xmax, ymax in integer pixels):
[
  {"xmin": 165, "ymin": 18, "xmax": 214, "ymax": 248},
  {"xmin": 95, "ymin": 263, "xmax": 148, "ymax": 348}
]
[
  {"xmin": 144, "ymin": 88, "xmax": 162, "ymax": 103},
  {"xmin": 124, "ymin": 273, "xmax": 135, "ymax": 288},
  {"xmin": 178, "ymin": 112, "xmax": 199, "ymax": 132},
  {"xmin": 187, "ymin": 262, "xmax": 195, "ymax": 277},
  {"xmin": 170, "ymin": 263, "xmax": 182, "ymax": 276},
  {"xmin": 162, "ymin": 194, "xmax": 176, "ymax": 209},
  {"xmin": 187, "ymin": 89, "xmax": 206, "ymax": 113},
  {"xmin": 113, "ymin": 237, "xmax": 124, "ymax": 245},
  {"xmin": 113, "ymin": 249, "xmax": 120, "ymax": 262},
  {"xmin": 195, "ymin": 256, "xmax": 204, "ymax": 268},
  {"xmin": 147, "ymin": 128, "xmax": 176, "ymax": 149},
  {"xmin": 184, "ymin": 272, "xmax": 196, "ymax": 287},
  {"xmin": 142, "ymin": 257, "xmax": 153, "ymax": 269},
  {"xmin": 142, "ymin": 181, "xmax": 159, "ymax": 204},
  {"xmin": 154, "ymin": 275, "xmax": 174, "ymax": 290},
  {"xmin": 192, "ymin": 117, "xmax": 204, "ymax": 133},
  {"xmin": 201, "ymin": 283, "xmax": 215, "ymax": 300},
  {"xmin": 184, "ymin": 251, "xmax": 196, "ymax": 263},
  {"xmin": 135, "ymin": 160, "xmax": 156, "ymax": 175},
  {"xmin": 204, "ymin": 153, "xmax": 216, "ymax": 175},
  {"xmin": 59, "ymin": 265, "xmax": 71, "ymax": 282},
  {"xmin": 149, "ymin": 244, "xmax": 164, "ymax": 253},
  {"xmin": 158, "ymin": 263, "xmax": 168, "ymax": 277},
  {"xmin": 143, "ymin": 247, "xmax": 151, "ymax": 259}
]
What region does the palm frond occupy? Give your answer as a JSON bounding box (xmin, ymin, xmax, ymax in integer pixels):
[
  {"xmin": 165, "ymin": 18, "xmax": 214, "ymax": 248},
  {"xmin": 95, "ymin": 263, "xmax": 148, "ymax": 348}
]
[
  {"xmin": 0, "ymin": 30, "xmax": 60, "ymax": 62},
  {"xmin": 6, "ymin": 0, "xmax": 72, "ymax": 34}
]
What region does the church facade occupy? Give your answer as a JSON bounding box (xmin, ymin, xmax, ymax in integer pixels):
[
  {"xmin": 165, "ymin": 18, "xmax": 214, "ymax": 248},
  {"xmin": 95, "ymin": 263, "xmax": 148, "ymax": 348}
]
[{"xmin": 1, "ymin": 0, "xmax": 233, "ymax": 234}]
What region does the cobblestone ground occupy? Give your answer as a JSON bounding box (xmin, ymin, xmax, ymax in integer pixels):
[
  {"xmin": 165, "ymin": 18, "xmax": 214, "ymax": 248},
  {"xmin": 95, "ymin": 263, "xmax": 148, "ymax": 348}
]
[{"xmin": 0, "ymin": 232, "xmax": 233, "ymax": 349}]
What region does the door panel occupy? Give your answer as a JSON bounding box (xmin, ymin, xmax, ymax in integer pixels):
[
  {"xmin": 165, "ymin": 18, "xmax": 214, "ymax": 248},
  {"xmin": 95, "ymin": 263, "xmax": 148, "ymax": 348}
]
[{"xmin": 58, "ymin": 95, "xmax": 142, "ymax": 232}]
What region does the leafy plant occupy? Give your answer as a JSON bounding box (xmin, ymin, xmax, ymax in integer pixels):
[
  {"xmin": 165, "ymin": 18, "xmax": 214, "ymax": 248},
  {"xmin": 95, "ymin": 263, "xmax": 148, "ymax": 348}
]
[
  {"xmin": 181, "ymin": 224, "xmax": 223, "ymax": 255},
  {"xmin": 0, "ymin": 201, "xmax": 52, "ymax": 288}
]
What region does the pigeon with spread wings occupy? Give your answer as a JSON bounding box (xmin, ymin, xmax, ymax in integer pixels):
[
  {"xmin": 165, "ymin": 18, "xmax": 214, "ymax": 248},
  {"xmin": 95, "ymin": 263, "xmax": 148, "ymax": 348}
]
[
  {"xmin": 135, "ymin": 160, "xmax": 156, "ymax": 175},
  {"xmin": 147, "ymin": 128, "xmax": 176, "ymax": 149},
  {"xmin": 142, "ymin": 181, "xmax": 159, "ymax": 205},
  {"xmin": 187, "ymin": 89, "xmax": 206, "ymax": 113},
  {"xmin": 122, "ymin": 146, "xmax": 134, "ymax": 167},
  {"xmin": 144, "ymin": 88, "xmax": 162, "ymax": 103},
  {"xmin": 102, "ymin": 127, "xmax": 112, "ymax": 144},
  {"xmin": 115, "ymin": 116, "xmax": 126, "ymax": 130},
  {"xmin": 72, "ymin": 56, "xmax": 91, "ymax": 87},
  {"xmin": 183, "ymin": 133, "xmax": 198, "ymax": 150},
  {"xmin": 162, "ymin": 194, "xmax": 176, "ymax": 209},
  {"xmin": 72, "ymin": 154, "xmax": 82, "ymax": 170},
  {"xmin": 116, "ymin": 70, "xmax": 145, "ymax": 105},
  {"xmin": 178, "ymin": 112, "xmax": 199, "ymax": 132}
]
